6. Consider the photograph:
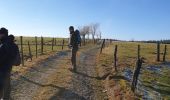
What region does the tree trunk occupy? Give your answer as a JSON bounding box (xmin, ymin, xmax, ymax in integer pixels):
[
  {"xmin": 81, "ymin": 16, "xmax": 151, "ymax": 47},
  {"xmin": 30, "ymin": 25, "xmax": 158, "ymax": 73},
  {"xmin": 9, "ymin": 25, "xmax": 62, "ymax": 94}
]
[{"xmin": 83, "ymin": 35, "xmax": 86, "ymax": 46}]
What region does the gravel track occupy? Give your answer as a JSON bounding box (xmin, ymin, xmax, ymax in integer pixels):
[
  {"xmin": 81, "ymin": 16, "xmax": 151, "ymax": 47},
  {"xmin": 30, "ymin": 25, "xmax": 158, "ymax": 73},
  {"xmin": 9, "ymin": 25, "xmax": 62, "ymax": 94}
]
[{"xmin": 11, "ymin": 47, "xmax": 107, "ymax": 100}]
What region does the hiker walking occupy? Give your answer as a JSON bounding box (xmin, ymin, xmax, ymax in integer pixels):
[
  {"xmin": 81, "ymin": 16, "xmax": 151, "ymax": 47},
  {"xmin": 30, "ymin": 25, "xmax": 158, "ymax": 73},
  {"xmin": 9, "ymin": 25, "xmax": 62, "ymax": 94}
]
[
  {"xmin": 68, "ymin": 26, "xmax": 81, "ymax": 72},
  {"xmin": 0, "ymin": 28, "xmax": 21, "ymax": 99}
]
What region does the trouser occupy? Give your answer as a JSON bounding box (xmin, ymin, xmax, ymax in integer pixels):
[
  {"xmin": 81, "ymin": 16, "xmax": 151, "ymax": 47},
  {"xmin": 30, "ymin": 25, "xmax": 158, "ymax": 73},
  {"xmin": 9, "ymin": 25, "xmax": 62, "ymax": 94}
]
[
  {"xmin": 71, "ymin": 48, "xmax": 78, "ymax": 70},
  {"xmin": 0, "ymin": 73, "xmax": 11, "ymax": 100}
]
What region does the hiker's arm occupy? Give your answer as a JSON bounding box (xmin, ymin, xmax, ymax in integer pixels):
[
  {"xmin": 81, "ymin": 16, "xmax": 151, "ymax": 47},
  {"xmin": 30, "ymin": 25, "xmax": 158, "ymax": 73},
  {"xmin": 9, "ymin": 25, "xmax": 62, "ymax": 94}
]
[
  {"xmin": 0, "ymin": 44, "xmax": 8, "ymax": 64},
  {"xmin": 70, "ymin": 34, "xmax": 73, "ymax": 46}
]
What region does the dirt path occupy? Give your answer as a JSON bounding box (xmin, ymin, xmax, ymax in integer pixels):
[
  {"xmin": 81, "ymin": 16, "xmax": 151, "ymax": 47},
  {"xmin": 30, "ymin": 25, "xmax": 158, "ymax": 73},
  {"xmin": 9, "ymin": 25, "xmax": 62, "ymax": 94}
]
[
  {"xmin": 11, "ymin": 46, "xmax": 107, "ymax": 100},
  {"xmin": 11, "ymin": 51, "xmax": 70, "ymax": 100},
  {"xmin": 63, "ymin": 47, "xmax": 107, "ymax": 100}
]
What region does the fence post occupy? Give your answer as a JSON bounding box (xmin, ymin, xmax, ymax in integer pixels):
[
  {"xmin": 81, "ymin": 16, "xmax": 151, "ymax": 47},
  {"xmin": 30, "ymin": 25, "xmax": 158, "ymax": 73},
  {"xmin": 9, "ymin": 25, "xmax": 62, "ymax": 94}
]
[
  {"xmin": 131, "ymin": 58, "xmax": 143, "ymax": 92},
  {"xmin": 35, "ymin": 36, "xmax": 38, "ymax": 58},
  {"xmin": 20, "ymin": 36, "xmax": 24, "ymax": 66},
  {"xmin": 55, "ymin": 38, "xmax": 57, "ymax": 45},
  {"xmin": 83, "ymin": 35, "xmax": 86, "ymax": 46},
  {"xmin": 52, "ymin": 38, "xmax": 54, "ymax": 51},
  {"xmin": 137, "ymin": 45, "xmax": 140, "ymax": 60},
  {"xmin": 28, "ymin": 41, "xmax": 32, "ymax": 61},
  {"xmin": 157, "ymin": 42, "xmax": 160, "ymax": 62},
  {"xmin": 114, "ymin": 45, "xmax": 118, "ymax": 72},
  {"xmin": 103, "ymin": 40, "xmax": 106, "ymax": 48},
  {"xmin": 163, "ymin": 45, "xmax": 167, "ymax": 62},
  {"xmin": 100, "ymin": 39, "xmax": 105, "ymax": 54},
  {"xmin": 62, "ymin": 39, "xmax": 65, "ymax": 50},
  {"xmin": 41, "ymin": 36, "xmax": 44, "ymax": 54}
]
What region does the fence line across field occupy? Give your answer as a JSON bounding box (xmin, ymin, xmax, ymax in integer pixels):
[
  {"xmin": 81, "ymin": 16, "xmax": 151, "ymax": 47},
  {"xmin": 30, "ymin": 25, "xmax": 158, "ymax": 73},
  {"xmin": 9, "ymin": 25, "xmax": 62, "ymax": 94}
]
[{"xmin": 16, "ymin": 36, "xmax": 102, "ymax": 66}]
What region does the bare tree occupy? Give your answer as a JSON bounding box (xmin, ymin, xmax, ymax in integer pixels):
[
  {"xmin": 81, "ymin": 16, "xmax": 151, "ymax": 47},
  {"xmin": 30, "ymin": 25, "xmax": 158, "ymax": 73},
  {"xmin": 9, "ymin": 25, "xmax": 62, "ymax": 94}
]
[
  {"xmin": 90, "ymin": 23, "xmax": 100, "ymax": 43},
  {"xmin": 78, "ymin": 26, "xmax": 90, "ymax": 45},
  {"xmin": 77, "ymin": 23, "xmax": 100, "ymax": 45},
  {"xmin": 97, "ymin": 31, "xmax": 102, "ymax": 39},
  {"xmin": 100, "ymin": 32, "xmax": 102, "ymax": 39}
]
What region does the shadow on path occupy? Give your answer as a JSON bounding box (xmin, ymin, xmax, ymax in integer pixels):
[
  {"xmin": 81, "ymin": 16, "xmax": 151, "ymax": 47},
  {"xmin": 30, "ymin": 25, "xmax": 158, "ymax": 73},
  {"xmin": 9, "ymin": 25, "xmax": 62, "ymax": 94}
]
[
  {"xmin": 73, "ymin": 70, "xmax": 109, "ymax": 80},
  {"xmin": 20, "ymin": 76, "xmax": 86, "ymax": 100}
]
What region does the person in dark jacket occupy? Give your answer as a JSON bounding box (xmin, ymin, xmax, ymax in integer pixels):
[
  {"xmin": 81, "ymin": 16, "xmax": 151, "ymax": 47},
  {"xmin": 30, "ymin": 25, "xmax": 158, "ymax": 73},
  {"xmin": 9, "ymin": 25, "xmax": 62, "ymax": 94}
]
[
  {"xmin": 0, "ymin": 28, "xmax": 19, "ymax": 99},
  {"xmin": 69, "ymin": 26, "xmax": 78, "ymax": 72}
]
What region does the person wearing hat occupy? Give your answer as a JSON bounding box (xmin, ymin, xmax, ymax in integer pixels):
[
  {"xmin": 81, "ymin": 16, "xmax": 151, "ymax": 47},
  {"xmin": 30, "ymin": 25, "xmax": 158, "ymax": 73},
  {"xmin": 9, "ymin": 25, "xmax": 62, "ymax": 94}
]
[{"xmin": 0, "ymin": 27, "xmax": 19, "ymax": 99}]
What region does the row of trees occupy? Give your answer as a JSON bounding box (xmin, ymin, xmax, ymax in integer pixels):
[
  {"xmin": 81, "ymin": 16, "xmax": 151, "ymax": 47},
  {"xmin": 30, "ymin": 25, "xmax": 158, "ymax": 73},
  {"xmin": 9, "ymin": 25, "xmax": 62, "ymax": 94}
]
[
  {"xmin": 132, "ymin": 40, "xmax": 170, "ymax": 44},
  {"xmin": 78, "ymin": 23, "xmax": 101, "ymax": 44},
  {"xmin": 144, "ymin": 40, "xmax": 170, "ymax": 44}
]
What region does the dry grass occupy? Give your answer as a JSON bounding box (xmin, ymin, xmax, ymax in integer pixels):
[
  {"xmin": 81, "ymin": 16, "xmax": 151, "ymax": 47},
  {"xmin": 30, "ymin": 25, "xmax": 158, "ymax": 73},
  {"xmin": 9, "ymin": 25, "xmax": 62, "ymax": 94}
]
[
  {"xmin": 96, "ymin": 41, "xmax": 170, "ymax": 99},
  {"xmin": 16, "ymin": 37, "xmax": 69, "ymax": 57},
  {"xmin": 99, "ymin": 41, "xmax": 170, "ymax": 70}
]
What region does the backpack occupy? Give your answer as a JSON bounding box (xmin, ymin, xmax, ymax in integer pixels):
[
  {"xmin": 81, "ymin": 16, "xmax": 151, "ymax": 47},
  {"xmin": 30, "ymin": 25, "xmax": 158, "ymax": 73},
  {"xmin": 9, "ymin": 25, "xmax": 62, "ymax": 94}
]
[
  {"xmin": 75, "ymin": 30, "xmax": 81, "ymax": 44},
  {"xmin": 12, "ymin": 44, "xmax": 21, "ymax": 66},
  {"xmin": 3, "ymin": 42, "xmax": 21, "ymax": 66}
]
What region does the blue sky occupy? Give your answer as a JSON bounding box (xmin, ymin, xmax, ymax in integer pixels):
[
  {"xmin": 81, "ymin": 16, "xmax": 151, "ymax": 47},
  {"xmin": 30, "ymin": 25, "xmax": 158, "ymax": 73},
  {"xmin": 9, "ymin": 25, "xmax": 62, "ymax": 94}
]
[{"xmin": 0, "ymin": 0, "xmax": 170, "ymax": 40}]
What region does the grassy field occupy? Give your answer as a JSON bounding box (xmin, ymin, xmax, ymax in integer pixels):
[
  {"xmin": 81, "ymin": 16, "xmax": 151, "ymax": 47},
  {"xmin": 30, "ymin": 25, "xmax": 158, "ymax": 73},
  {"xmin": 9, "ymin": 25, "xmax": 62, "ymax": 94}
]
[
  {"xmin": 106, "ymin": 41, "xmax": 170, "ymax": 67},
  {"xmin": 14, "ymin": 36, "xmax": 69, "ymax": 59},
  {"xmin": 15, "ymin": 36, "xmax": 65, "ymax": 44},
  {"xmin": 97, "ymin": 41, "xmax": 170, "ymax": 99},
  {"xmin": 11, "ymin": 36, "xmax": 70, "ymax": 76}
]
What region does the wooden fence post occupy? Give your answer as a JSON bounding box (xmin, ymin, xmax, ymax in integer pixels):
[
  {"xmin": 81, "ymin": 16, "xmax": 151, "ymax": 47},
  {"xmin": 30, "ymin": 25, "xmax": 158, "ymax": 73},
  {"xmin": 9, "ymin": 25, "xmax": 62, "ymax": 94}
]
[
  {"xmin": 20, "ymin": 36, "xmax": 24, "ymax": 66},
  {"xmin": 114, "ymin": 45, "xmax": 118, "ymax": 72},
  {"xmin": 41, "ymin": 36, "xmax": 44, "ymax": 54},
  {"xmin": 35, "ymin": 36, "xmax": 38, "ymax": 58},
  {"xmin": 28, "ymin": 41, "xmax": 32, "ymax": 61},
  {"xmin": 157, "ymin": 42, "xmax": 160, "ymax": 62},
  {"xmin": 137, "ymin": 45, "xmax": 140, "ymax": 60},
  {"xmin": 83, "ymin": 35, "xmax": 85, "ymax": 46},
  {"xmin": 100, "ymin": 39, "xmax": 105, "ymax": 54},
  {"xmin": 55, "ymin": 38, "xmax": 57, "ymax": 45},
  {"xmin": 62, "ymin": 39, "xmax": 65, "ymax": 50},
  {"xmin": 52, "ymin": 38, "xmax": 54, "ymax": 51},
  {"xmin": 85, "ymin": 39, "xmax": 87, "ymax": 45},
  {"xmin": 163, "ymin": 45, "xmax": 167, "ymax": 62},
  {"xmin": 103, "ymin": 40, "xmax": 106, "ymax": 48},
  {"xmin": 131, "ymin": 58, "xmax": 143, "ymax": 92}
]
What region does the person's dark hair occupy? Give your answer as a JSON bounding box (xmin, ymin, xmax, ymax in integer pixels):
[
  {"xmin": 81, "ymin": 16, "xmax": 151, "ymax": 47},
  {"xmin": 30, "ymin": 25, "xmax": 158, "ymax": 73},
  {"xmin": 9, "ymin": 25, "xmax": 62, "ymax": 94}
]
[
  {"xmin": 0, "ymin": 27, "xmax": 8, "ymax": 36},
  {"xmin": 69, "ymin": 26, "xmax": 74, "ymax": 30},
  {"xmin": 8, "ymin": 34, "xmax": 15, "ymax": 42}
]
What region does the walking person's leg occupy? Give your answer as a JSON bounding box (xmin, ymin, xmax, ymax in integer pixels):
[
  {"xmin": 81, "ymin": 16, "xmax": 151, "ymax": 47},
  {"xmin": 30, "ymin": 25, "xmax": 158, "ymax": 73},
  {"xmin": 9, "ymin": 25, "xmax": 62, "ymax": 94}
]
[
  {"xmin": 72, "ymin": 48, "xmax": 77, "ymax": 71},
  {"xmin": 0, "ymin": 74, "xmax": 6, "ymax": 99},
  {"xmin": 3, "ymin": 73, "xmax": 11, "ymax": 100},
  {"xmin": 71, "ymin": 48, "xmax": 74, "ymax": 69},
  {"xmin": 73, "ymin": 49, "xmax": 77, "ymax": 71}
]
